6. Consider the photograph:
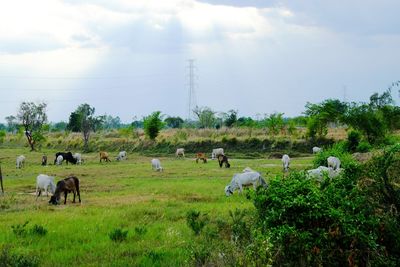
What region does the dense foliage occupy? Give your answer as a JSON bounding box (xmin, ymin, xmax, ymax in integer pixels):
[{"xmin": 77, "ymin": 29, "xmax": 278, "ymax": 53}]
[
  {"xmin": 17, "ymin": 102, "xmax": 47, "ymax": 151},
  {"xmin": 143, "ymin": 111, "xmax": 164, "ymax": 140}
]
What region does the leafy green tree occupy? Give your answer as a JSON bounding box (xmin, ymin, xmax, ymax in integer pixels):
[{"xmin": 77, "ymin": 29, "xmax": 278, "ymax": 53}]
[
  {"xmin": 17, "ymin": 102, "xmax": 47, "ymax": 151},
  {"xmin": 143, "ymin": 111, "xmax": 164, "ymax": 140},
  {"xmin": 236, "ymin": 117, "xmax": 256, "ymax": 127},
  {"xmin": 344, "ymin": 103, "xmax": 387, "ymax": 144},
  {"xmin": 223, "ymin": 110, "xmax": 238, "ymax": 127},
  {"xmin": 68, "ymin": 104, "xmax": 104, "ymax": 151},
  {"xmin": 193, "ymin": 106, "xmax": 217, "ymax": 128},
  {"xmin": 264, "ymin": 112, "xmax": 285, "ymax": 135},
  {"xmin": 304, "ymin": 99, "xmax": 348, "ymax": 138},
  {"xmin": 164, "ymin": 116, "xmax": 184, "ymax": 128}
]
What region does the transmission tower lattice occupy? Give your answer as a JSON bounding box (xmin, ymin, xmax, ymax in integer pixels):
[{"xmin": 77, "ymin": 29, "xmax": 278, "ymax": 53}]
[{"xmin": 187, "ymin": 59, "xmax": 197, "ymax": 120}]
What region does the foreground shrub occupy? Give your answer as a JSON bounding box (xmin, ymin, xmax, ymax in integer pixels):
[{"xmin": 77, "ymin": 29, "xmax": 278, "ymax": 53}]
[
  {"xmin": 109, "ymin": 228, "xmax": 128, "ymax": 242},
  {"xmin": 251, "ymin": 169, "xmax": 391, "ymax": 266},
  {"xmin": 0, "ymin": 245, "xmax": 39, "ymax": 267},
  {"xmin": 186, "ymin": 210, "xmax": 209, "ymax": 236}
]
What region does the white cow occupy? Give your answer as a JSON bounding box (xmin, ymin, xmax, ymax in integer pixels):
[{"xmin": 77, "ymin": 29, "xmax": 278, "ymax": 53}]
[
  {"xmin": 307, "ymin": 166, "xmax": 343, "ymax": 181},
  {"xmin": 16, "ymin": 155, "xmax": 26, "ymax": 169},
  {"xmin": 242, "ymin": 167, "xmax": 255, "ymax": 173},
  {"xmin": 312, "ymin": 146, "xmax": 322, "ymax": 154},
  {"xmin": 282, "ymin": 154, "xmax": 290, "ymax": 172},
  {"xmin": 211, "ymin": 148, "xmax": 224, "ymax": 160},
  {"xmin": 176, "ymin": 148, "xmax": 185, "ymax": 158},
  {"xmin": 225, "ymin": 171, "xmax": 268, "ymax": 196},
  {"xmin": 56, "ymin": 155, "xmax": 63, "ymax": 166},
  {"xmin": 327, "ymin": 156, "xmax": 341, "ymax": 170},
  {"xmin": 73, "ymin": 153, "xmax": 82, "ymax": 165},
  {"xmin": 36, "ymin": 174, "xmax": 56, "ymax": 200},
  {"xmin": 151, "ymin": 158, "xmax": 163, "ymax": 172},
  {"xmin": 116, "ymin": 151, "xmax": 127, "ymax": 161}
]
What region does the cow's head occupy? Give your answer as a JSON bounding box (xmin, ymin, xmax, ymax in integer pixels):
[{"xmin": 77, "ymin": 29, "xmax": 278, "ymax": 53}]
[
  {"xmin": 49, "ymin": 194, "xmax": 60, "ymax": 205},
  {"xmin": 224, "ymin": 185, "xmax": 233, "ymax": 196}
]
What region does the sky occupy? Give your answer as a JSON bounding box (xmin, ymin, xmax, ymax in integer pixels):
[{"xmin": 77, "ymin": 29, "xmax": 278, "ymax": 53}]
[{"xmin": 0, "ymin": 0, "xmax": 399, "ymax": 123}]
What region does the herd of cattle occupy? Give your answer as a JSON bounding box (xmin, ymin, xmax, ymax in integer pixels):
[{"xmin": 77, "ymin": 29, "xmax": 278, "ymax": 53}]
[{"xmin": 8, "ymin": 145, "xmax": 343, "ymax": 204}]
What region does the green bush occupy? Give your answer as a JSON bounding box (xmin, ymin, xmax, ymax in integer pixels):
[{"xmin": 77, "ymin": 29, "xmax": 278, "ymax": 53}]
[
  {"xmin": 356, "ymin": 141, "xmax": 372, "ymax": 152},
  {"xmin": 143, "ymin": 111, "xmax": 164, "ymax": 140},
  {"xmin": 0, "ymin": 245, "xmax": 39, "ymax": 267},
  {"xmin": 11, "ymin": 221, "xmax": 29, "ymax": 237},
  {"xmin": 30, "ymin": 224, "xmax": 47, "ymax": 236},
  {"xmin": 313, "ymin": 142, "xmax": 358, "ymax": 169},
  {"xmin": 186, "ymin": 210, "xmax": 209, "ymax": 236},
  {"xmin": 108, "ymin": 228, "xmax": 128, "ymax": 242},
  {"xmin": 250, "ymin": 169, "xmax": 391, "ymax": 266},
  {"xmin": 346, "ymin": 130, "xmax": 361, "ymax": 152}
]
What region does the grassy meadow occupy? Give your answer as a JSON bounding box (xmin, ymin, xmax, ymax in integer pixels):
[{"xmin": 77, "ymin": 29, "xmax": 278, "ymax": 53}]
[{"xmin": 0, "ymin": 147, "xmax": 312, "ymax": 266}]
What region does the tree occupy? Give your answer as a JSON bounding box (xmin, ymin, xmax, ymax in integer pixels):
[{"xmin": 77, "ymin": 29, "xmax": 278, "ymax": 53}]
[
  {"xmin": 143, "ymin": 111, "xmax": 164, "ymax": 140},
  {"xmin": 165, "ymin": 116, "xmax": 184, "ymax": 128},
  {"xmin": 68, "ymin": 104, "xmax": 104, "ymax": 151},
  {"xmin": 50, "ymin": 121, "xmax": 67, "ymax": 132},
  {"xmin": 304, "ymin": 99, "xmax": 348, "ymax": 138},
  {"xmin": 17, "ymin": 102, "xmax": 47, "ymax": 151},
  {"xmin": 344, "ymin": 103, "xmax": 387, "ymax": 144},
  {"xmin": 103, "ymin": 115, "xmax": 122, "ymax": 130},
  {"xmin": 193, "ymin": 106, "xmax": 216, "ymax": 128},
  {"xmin": 223, "ymin": 110, "xmax": 238, "ymax": 127},
  {"xmin": 264, "ymin": 112, "xmax": 284, "ymax": 135},
  {"xmin": 5, "ymin": 115, "xmax": 18, "ymax": 133}
]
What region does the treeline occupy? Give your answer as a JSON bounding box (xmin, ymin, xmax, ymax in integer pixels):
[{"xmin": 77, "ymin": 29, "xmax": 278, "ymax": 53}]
[{"xmin": 1, "ymin": 82, "xmax": 399, "ymax": 151}]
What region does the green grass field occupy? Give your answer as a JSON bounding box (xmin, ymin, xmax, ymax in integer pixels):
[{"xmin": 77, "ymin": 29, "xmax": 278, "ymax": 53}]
[{"xmin": 0, "ymin": 148, "xmax": 313, "ymax": 266}]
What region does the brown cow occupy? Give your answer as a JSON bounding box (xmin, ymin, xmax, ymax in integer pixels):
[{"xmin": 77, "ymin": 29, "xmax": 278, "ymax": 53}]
[
  {"xmin": 196, "ymin": 153, "xmax": 207, "ymax": 163},
  {"xmin": 100, "ymin": 151, "xmax": 111, "ymax": 163},
  {"xmin": 49, "ymin": 176, "xmax": 81, "ymax": 205}
]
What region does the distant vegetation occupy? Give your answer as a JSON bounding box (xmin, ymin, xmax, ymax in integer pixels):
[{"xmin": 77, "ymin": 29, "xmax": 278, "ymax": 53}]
[{"xmin": 1, "ymin": 83, "xmax": 399, "ymax": 156}]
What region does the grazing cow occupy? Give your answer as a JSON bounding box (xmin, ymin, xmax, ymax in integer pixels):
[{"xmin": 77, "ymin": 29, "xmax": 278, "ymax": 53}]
[
  {"xmin": 36, "ymin": 174, "xmax": 56, "ymax": 200},
  {"xmin": 73, "ymin": 153, "xmax": 82, "ymax": 165},
  {"xmin": 16, "ymin": 155, "xmax": 25, "ymax": 169},
  {"xmin": 312, "ymin": 146, "xmax": 322, "ymax": 154},
  {"xmin": 211, "ymin": 148, "xmax": 224, "ymax": 160},
  {"xmin": 116, "ymin": 151, "xmax": 127, "ymax": 161},
  {"xmin": 176, "ymin": 148, "xmax": 185, "ymax": 158},
  {"xmin": 100, "ymin": 151, "xmax": 111, "ymax": 163},
  {"xmin": 54, "ymin": 152, "xmax": 77, "ymax": 165},
  {"xmin": 282, "ymin": 154, "xmax": 290, "ymax": 172},
  {"xmin": 151, "ymin": 158, "xmax": 163, "ymax": 172},
  {"xmin": 56, "ymin": 155, "xmax": 63, "ymax": 166},
  {"xmin": 0, "ymin": 164, "xmax": 4, "ymax": 194},
  {"xmin": 243, "ymin": 167, "xmax": 255, "ymax": 173},
  {"xmin": 307, "ymin": 166, "xmax": 343, "ymax": 181},
  {"xmin": 225, "ymin": 171, "xmax": 268, "ymax": 196},
  {"xmin": 49, "ymin": 176, "xmax": 81, "ymax": 205},
  {"xmin": 218, "ymin": 154, "xmax": 230, "ymax": 168},
  {"xmin": 41, "ymin": 155, "xmax": 47, "ymax": 166},
  {"xmin": 327, "ymin": 156, "xmax": 341, "ymax": 170},
  {"xmin": 196, "ymin": 153, "xmax": 207, "ymax": 163}
]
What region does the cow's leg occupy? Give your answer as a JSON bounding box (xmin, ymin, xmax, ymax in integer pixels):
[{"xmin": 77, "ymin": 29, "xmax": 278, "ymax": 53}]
[
  {"xmin": 73, "ymin": 191, "xmax": 76, "ymax": 203},
  {"xmin": 64, "ymin": 192, "xmax": 68, "ymax": 204},
  {"xmin": 239, "ymin": 184, "xmax": 243, "ymax": 193},
  {"xmin": 36, "ymin": 187, "xmax": 40, "ymax": 200}
]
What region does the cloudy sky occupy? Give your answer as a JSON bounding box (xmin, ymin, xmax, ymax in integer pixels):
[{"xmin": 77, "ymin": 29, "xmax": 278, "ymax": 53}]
[{"xmin": 1, "ymin": 0, "xmax": 399, "ymax": 123}]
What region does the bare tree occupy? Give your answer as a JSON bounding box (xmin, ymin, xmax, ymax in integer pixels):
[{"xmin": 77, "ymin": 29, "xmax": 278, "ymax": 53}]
[{"xmin": 17, "ymin": 102, "xmax": 47, "ymax": 151}]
